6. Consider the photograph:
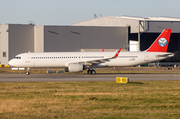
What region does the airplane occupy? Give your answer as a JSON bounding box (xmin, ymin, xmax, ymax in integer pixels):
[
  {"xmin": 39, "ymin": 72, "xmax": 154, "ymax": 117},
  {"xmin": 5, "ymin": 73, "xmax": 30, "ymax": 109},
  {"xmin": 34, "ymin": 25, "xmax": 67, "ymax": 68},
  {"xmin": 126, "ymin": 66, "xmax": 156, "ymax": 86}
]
[{"xmin": 8, "ymin": 29, "xmax": 174, "ymax": 75}]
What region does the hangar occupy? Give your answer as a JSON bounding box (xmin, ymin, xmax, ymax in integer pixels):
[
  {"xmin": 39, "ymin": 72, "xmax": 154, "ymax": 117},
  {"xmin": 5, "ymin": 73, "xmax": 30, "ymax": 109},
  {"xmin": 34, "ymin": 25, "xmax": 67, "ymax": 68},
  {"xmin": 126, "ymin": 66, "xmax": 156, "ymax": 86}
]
[
  {"xmin": 0, "ymin": 16, "xmax": 180, "ymax": 65},
  {"xmin": 73, "ymin": 16, "xmax": 180, "ymax": 52}
]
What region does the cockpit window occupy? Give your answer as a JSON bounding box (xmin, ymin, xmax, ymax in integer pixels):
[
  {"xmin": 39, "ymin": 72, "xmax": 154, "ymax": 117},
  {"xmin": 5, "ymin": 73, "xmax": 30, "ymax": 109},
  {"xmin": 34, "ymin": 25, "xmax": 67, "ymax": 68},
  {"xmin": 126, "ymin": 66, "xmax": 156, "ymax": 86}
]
[{"xmin": 14, "ymin": 57, "xmax": 21, "ymax": 59}]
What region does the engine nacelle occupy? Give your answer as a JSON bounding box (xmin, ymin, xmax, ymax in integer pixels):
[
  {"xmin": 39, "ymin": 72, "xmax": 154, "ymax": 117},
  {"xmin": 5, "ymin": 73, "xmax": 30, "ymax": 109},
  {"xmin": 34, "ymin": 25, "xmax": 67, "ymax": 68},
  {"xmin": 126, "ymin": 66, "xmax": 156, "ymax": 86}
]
[{"xmin": 64, "ymin": 63, "xmax": 83, "ymax": 72}]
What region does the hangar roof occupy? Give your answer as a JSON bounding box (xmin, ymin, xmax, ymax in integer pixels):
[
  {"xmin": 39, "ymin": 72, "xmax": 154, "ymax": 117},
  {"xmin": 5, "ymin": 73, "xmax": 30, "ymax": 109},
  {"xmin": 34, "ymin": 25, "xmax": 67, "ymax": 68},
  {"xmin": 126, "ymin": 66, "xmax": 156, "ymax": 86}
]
[
  {"xmin": 73, "ymin": 16, "xmax": 180, "ymax": 33},
  {"xmin": 118, "ymin": 16, "xmax": 180, "ymax": 21},
  {"xmin": 74, "ymin": 16, "xmax": 180, "ymax": 26}
]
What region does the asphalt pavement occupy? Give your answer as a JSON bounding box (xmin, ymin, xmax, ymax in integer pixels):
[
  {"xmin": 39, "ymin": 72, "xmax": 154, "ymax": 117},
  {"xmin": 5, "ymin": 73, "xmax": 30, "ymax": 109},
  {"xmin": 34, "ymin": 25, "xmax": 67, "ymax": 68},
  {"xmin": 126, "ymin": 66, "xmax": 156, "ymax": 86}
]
[{"xmin": 0, "ymin": 73, "xmax": 179, "ymax": 82}]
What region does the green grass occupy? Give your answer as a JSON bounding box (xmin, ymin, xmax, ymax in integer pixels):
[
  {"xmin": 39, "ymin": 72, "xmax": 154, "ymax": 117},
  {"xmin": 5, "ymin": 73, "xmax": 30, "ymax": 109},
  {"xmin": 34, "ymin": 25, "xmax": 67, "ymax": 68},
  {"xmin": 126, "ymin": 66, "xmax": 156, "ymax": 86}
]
[{"xmin": 0, "ymin": 81, "xmax": 180, "ymax": 119}]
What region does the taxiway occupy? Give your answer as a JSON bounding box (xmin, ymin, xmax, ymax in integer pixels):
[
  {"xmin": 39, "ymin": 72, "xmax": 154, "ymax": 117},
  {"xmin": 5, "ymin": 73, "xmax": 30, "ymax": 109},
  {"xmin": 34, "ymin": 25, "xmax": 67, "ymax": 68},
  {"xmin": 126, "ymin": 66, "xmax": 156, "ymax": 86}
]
[{"xmin": 0, "ymin": 73, "xmax": 179, "ymax": 82}]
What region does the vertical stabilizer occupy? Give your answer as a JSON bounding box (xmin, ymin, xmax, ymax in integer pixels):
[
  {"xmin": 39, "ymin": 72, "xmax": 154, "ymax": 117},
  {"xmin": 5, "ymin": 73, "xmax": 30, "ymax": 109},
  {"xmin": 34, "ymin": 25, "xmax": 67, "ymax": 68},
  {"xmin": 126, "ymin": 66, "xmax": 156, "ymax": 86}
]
[{"xmin": 146, "ymin": 29, "xmax": 172, "ymax": 52}]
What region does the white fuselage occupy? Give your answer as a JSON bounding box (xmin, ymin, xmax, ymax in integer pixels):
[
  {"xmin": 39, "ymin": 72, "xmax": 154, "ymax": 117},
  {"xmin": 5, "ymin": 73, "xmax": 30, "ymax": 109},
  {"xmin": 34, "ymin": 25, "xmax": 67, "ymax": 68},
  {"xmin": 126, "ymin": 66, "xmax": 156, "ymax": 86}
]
[{"xmin": 8, "ymin": 51, "xmax": 174, "ymax": 68}]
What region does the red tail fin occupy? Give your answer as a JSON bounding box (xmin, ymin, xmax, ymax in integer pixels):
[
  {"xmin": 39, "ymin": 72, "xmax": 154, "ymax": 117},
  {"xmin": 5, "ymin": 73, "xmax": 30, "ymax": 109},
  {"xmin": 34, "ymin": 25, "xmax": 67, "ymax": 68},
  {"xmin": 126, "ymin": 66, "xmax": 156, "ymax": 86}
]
[{"xmin": 146, "ymin": 29, "xmax": 171, "ymax": 52}]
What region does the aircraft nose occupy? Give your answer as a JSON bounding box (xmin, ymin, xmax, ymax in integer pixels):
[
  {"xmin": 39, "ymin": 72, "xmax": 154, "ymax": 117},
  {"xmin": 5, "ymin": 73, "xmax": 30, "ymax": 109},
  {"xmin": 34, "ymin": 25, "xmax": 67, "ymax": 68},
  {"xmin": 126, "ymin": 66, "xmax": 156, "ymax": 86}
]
[{"xmin": 8, "ymin": 59, "xmax": 15, "ymax": 67}]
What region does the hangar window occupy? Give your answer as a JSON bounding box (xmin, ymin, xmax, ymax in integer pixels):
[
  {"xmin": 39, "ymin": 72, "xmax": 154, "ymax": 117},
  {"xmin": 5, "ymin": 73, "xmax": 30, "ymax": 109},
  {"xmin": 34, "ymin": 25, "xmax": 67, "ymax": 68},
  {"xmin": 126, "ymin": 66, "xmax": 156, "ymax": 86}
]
[{"xmin": 3, "ymin": 52, "xmax": 6, "ymax": 57}]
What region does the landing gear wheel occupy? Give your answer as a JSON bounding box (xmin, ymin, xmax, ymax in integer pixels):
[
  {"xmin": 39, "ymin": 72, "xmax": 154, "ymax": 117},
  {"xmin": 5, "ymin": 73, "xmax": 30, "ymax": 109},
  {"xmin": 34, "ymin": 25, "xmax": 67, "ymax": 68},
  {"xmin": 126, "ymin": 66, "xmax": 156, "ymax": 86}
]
[
  {"xmin": 91, "ymin": 70, "xmax": 96, "ymax": 75},
  {"xmin": 26, "ymin": 72, "xmax": 30, "ymax": 75},
  {"xmin": 87, "ymin": 70, "xmax": 91, "ymax": 74}
]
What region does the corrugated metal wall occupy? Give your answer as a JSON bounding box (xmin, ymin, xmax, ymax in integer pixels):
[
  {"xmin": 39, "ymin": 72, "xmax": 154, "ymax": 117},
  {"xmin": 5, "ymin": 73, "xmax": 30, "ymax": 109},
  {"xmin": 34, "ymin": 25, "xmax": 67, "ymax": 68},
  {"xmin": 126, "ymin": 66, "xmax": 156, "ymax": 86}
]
[
  {"xmin": 44, "ymin": 26, "xmax": 129, "ymax": 52},
  {"xmin": 9, "ymin": 24, "xmax": 34, "ymax": 61}
]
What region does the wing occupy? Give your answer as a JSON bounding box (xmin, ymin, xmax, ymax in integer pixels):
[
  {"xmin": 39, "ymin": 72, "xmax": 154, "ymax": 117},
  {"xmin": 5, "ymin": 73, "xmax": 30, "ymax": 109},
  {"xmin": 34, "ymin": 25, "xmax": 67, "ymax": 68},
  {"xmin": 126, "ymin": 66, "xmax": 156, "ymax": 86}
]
[{"xmin": 65, "ymin": 48, "xmax": 121, "ymax": 66}]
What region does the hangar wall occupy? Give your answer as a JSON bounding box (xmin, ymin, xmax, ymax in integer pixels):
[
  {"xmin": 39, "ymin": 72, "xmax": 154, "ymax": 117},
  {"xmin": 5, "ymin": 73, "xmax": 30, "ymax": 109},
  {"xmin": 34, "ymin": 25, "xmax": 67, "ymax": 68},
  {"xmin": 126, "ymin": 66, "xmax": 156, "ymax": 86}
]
[
  {"xmin": 144, "ymin": 21, "xmax": 180, "ymax": 33},
  {"xmin": 8, "ymin": 24, "xmax": 34, "ymax": 61},
  {"xmin": 43, "ymin": 26, "xmax": 129, "ymax": 52},
  {"xmin": 0, "ymin": 24, "xmax": 9, "ymax": 65},
  {"xmin": 34, "ymin": 26, "xmax": 44, "ymax": 52},
  {"xmin": 0, "ymin": 24, "xmax": 34, "ymax": 65}
]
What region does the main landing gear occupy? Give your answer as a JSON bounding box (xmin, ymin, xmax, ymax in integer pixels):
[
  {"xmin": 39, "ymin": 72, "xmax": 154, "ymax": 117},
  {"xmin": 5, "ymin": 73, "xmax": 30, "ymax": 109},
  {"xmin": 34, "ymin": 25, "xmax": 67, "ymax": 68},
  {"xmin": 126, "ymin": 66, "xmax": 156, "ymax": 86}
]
[
  {"xmin": 87, "ymin": 69, "xmax": 96, "ymax": 75},
  {"xmin": 26, "ymin": 67, "xmax": 30, "ymax": 75}
]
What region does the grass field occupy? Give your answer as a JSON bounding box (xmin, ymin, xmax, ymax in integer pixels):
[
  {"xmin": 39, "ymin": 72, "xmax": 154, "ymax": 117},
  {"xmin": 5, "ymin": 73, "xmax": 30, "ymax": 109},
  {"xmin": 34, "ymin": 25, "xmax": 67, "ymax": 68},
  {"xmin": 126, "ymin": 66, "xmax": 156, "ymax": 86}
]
[{"xmin": 0, "ymin": 81, "xmax": 180, "ymax": 119}]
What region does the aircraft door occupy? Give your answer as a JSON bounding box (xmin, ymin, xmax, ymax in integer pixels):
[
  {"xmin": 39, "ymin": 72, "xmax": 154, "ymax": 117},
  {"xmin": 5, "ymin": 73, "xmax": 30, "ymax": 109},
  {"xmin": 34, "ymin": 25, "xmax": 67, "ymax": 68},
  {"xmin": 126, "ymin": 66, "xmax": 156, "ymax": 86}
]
[
  {"xmin": 25, "ymin": 53, "xmax": 31, "ymax": 63},
  {"xmin": 144, "ymin": 53, "xmax": 149, "ymax": 61}
]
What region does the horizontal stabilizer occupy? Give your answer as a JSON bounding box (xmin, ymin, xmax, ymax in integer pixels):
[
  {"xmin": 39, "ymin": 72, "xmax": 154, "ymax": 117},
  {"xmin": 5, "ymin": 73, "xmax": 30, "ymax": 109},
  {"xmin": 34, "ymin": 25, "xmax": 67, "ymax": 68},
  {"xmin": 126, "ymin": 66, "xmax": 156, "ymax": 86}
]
[{"xmin": 156, "ymin": 53, "xmax": 174, "ymax": 58}]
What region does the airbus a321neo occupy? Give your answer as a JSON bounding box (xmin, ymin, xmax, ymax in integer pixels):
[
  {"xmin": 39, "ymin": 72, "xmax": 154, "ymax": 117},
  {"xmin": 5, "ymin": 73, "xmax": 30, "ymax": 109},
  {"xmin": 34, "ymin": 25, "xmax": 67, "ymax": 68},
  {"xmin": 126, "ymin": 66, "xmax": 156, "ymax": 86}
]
[{"xmin": 8, "ymin": 29, "xmax": 174, "ymax": 75}]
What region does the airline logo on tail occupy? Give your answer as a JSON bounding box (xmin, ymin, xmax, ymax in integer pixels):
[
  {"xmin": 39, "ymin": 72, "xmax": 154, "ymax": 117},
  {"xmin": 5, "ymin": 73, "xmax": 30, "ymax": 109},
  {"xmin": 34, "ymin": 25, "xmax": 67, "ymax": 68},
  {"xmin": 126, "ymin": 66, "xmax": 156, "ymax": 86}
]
[
  {"xmin": 158, "ymin": 37, "xmax": 167, "ymax": 47},
  {"xmin": 146, "ymin": 29, "xmax": 172, "ymax": 52}
]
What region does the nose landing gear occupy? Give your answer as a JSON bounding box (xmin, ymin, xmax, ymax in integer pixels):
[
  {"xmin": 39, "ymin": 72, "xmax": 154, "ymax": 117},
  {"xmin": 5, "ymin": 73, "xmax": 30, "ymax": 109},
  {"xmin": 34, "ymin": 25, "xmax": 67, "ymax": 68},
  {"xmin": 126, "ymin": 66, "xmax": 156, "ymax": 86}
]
[{"xmin": 26, "ymin": 68, "xmax": 30, "ymax": 75}]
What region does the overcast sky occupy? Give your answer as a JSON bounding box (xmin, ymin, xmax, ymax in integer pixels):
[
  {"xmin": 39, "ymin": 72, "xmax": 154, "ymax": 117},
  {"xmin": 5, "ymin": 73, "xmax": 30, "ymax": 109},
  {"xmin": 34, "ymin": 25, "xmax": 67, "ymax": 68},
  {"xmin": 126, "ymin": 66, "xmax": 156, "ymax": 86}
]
[{"xmin": 0, "ymin": 0, "xmax": 179, "ymax": 25}]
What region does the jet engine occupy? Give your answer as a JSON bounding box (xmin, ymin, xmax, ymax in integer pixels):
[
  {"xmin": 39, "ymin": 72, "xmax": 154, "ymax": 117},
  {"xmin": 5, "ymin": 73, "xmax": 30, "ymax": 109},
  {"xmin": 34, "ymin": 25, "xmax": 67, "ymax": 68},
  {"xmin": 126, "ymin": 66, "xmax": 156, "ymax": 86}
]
[{"xmin": 65, "ymin": 63, "xmax": 84, "ymax": 72}]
